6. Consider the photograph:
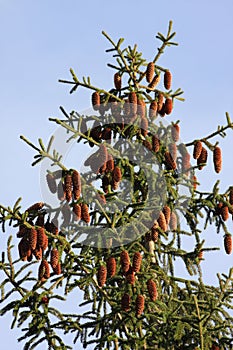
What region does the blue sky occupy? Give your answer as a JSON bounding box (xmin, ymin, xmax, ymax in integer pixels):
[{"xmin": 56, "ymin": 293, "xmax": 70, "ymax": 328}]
[{"xmin": 1, "ymin": 1, "xmax": 233, "ymax": 348}]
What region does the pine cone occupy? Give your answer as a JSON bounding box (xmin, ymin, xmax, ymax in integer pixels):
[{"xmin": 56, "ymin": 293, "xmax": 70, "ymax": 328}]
[
  {"xmin": 146, "ymin": 62, "xmax": 154, "ymax": 83},
  {"xmin": 143, "ymin": 139, "xmax": 152, "ymax": 151},
  {"xmin": 224, "ymin": 234, "xmax": 232, "ymax": 255},
  {"xmin": 221, "ymin": 205, "xmax": 229, "ymax": 221},
  {"xmin": 151, "ymin": 224, "xmax": 159, "ymax": 242},
  {"xmin": 18, "ymin": 237, "xmax": 31, "ymax": 261},
  {"xmin": 81, "ymin": 203, "xmax": 90, "ymax": 224},
  {"xmin": 171, "ymin": 124, "xmax": 180, "ymax": 142},
  {"xmin": 92, "ymin": 91, "xmax": 100, "ymax": 110},
  {"xmin": 113, "ymin": 166, "xmax": 122, "ymax": 182},
  {"xmin": 45, "ymin": 220, "xmax": 59, "ymax": 236},
  {"xmin": 158, "ymin": 211, "xmax": 167, "ymax": 231},
  {"xmin": 50, "ymin": 248, "xmax": 59, "ymax": 269},
  {"xmin": 38, "ymin": 259, "xmax": 50, "ymax": 281},
  {"xmin": 157, "ymin": 92, "xmax": 164, "ymax": 112},
  {"xmin": 102, "ymin": 175, "xmax": 110, "ymax": 193},
  {"xmin": 121, "ymin": 293, "xmax": 130, "ymax": 312},
  {"xmin": 140, "ymin": 116, "xmax": 148, "ymax": 137},
  {"xmin": 197, "ymin": 147, "xmax": 208, "ymax": 170},
  {"xmin": 26, "ymin": 202, "xmax": 44, "ymax": 212},
  {"xmin": 149, "ymin": 101, "xmax": 158, "ymax": 119},
  {"xmin": 164, "ymin": 70, "xmax": 172, "ymax": 90},
  {"xmin": 72, "ymin": 170, "xmax": 81, "ymax": 200},
  {"xmin": 135, "ymin": 295, "xmax": 145, "ymax": 316},
  {"xmin": 164, "ymin": 151, "xmax": 177, "ymax": 170},
  {"xmin": 168, "ymin": 143, "xmax": 177, "ymax": 162},
  {"xmin": 147, "ymin": 74, "xmax": 160, "ymax": 91},
  {"xmin": 182, "ymin": 152, "xmax": 191, "ymax": 174},
  {"xmin": 147, "ymin": 279, "xmax": 158, "ymax": 301},
  {"xmin": 33, "ymin": 246, "xmax": 43, "ymax": 260},
  {"xmin": 28, "ymin": 227, "xmax": 37, "ymax": 251},
  {"xmin": 193, "ymin": 140, "xmax": 203, "ymax": 159},
  {"xmin": 129, "ymin": 91, "xmax": 137, "ymax": 115},
  {"xmin": 64, "ymin": 174, "xmax": 72, "ymax": 202},
  {"xmin": 169, "ymin": 212, "xmax": 177, "ymax": 231},
  {"xmin": 152, "ymin": 135, "xmax": 160, "ymax": 153},
  {"xmin": 126, "ymin": 271, "xmax": 135, "ymax": 285},
  {"xmin": 35, "ymin": 214, "xmax": 45, "ymax": 227},
  {"xmin": 163, "ymin": 205, "xmax": 171, "ymax": 224},
  {"xmin": 129, "ymin": 91, "xmax": 137, "ymax": 104},
  {"xmin": 106, "ymin": 154, "xmax": 114, "ymax": 172},
  {"xmin": 53, "ymin": 262, "xmax": 62, "ymax": 275},
  {"xmin": 132, "ymin": 252, "xmax": 142, "ymax": 273},
  {"xmin": 97, "ymin": 265, "xmax": 107, "ymax": 287},
  {"xmin": 114, "ymin": 72, "xmax": 122, "ymax": 90},
  {"xmin": 213, "ymin": 146, "xmax": 222, "ymax": 173},
  {"xmin": 37, "ymin": 227, "xmax": 48, "ymax": 251},
  {"xmin": 164, "ymin": 98, "xmax": 173, "ymax": 115},
  {"xmin": 106, "ymin": 257, "xmax": 116, "ymax": 278},
  {"xmin": 101, "ymin": 127, "xmax": 112, "ymax": 142},
  {"xmin": 73, "ymin": 203, "xmax": 81, "ymax": 221},
  {"xmin": 137, "ymin": 98, "xmax": 146, "ymax": 118},
  {"xmin": 120, "ymin": 250, "xmax": 130, "ymax": 273}
]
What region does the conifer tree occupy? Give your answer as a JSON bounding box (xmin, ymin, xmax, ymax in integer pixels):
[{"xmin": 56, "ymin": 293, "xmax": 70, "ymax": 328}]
[{"xmin": 0, "ymin": 21, "xmax": 233, "ymax": 350}]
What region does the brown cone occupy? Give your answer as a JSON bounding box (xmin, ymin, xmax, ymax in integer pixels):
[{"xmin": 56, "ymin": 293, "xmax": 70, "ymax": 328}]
[
  {"xmin": 92, "ymin": 91, "xmax": 100, "ymax": 110},
  {"xmin": 171, "ymin": 124, "xmax": 180, "ymax": 142},
  {"xmin": 135, "ymin": 295, "xmax": 145, "ymax": 316},
  {"xmin": 97, "ymin": 265, "xmax": 107, "ymax": 287},
  {"xmin": 113, "ymin": 166, "xmax": 122, "ymax": 182},
  {"xmin": 121, "ymin": 293, "xmax": 130, "ymax": 312},
  {"xmin": 163, "ymin": 205, "xmax": 171, "ymax": 224},
  {"xmin": 224, "ymin": 234, "xmax": 232, "ymax": 255},
  {"xmin": 193, "ymin": 141, "xmax": 203, "ymax": 159},
  {"xmin": 37, "ymin": 227, "xmax": 48, "ymax": 251},
  {"xmin": 132, "ymin": 252, "xmax": 142, "ymax": 273},
  {"xmin": 18, "ymin": 237, "xmax": 31, "ymax": 261},
  {"xmin": 73, "ymin": 203, "xmax": 81, "ymax": 221},
  {"xmin": 197, "ymin": 147, "xmax": 208, "ymax": 170},
  {"xmin": 164, "ymin": 151, "xmax": 177, "ymax": 170},
  {"xmin": 149, "ymin": 101, "xmax": 158, "ymax": 119},
  {"xmin": 152, "ymin": 135, "xmax": 160, "ymax": 153},
  {"xmin": 213, "ymin": 146, "xmax": 222, "ymax": 173},
  {"xmin": 120, "ymin": 250, "xmax": 130, "ymax": 273},
  {"xmin": 164, "ymin": 98, "xmax": 173, "ymax": 115},
  {"xmin": 164, "ymin": 70, "xmax": 172, "ymax": 90},
  {"xmin": 64, "ymin": 174, "xmax": 72, "ymax": 202},
  {"xmin": 158, "ymin": 211, "xmax": 167, "ymax": 231},
  {"xmin": 81, "ymin": 203, "xmax": 90, "ymax": 224},
  {"xmin": 28, "ymin": 227, "xmax": 37, "ymax": 251},
  {"xmin": 50, "ymin": 248, "xmax": 59, "ymax": 269},
  {"xmin": 147, "ymin": 279, "xmax": 158, "ymax": 301},
  {"xmin": 106, "ymin": 257, "xmax": 116, "ymax": 278},
  {"xmin": 146, "ymin": 62, "xmax": 154, "ymax": 83},
  {"xmin": 72, "ymin": 170, "xmax": 81, "ymax": 200},
  {"xmin": 221, "ymin": 205, "xmax": 229, "ymax": 221},
  {"xmin": 169, "ymin": 212, "xmax": 177, "ymax": 231},
  {"xmin": 147, "ymin": 74, "xmax": 160, "ymax": 91},
  {"xmin": 114, "ymin": 72, "xmax": 122, "ymax": 90}
]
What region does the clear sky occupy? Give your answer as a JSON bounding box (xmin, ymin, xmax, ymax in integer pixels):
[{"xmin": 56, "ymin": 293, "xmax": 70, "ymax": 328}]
[{"xmin": 1, "ymin": 1, "xmax": 233, "ymax": 348}]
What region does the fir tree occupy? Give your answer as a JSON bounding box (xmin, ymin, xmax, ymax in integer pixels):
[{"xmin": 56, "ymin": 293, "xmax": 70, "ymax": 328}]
[{"xmin": 0, "ymin": 21, "xmax": 233, "ymax": 350}]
